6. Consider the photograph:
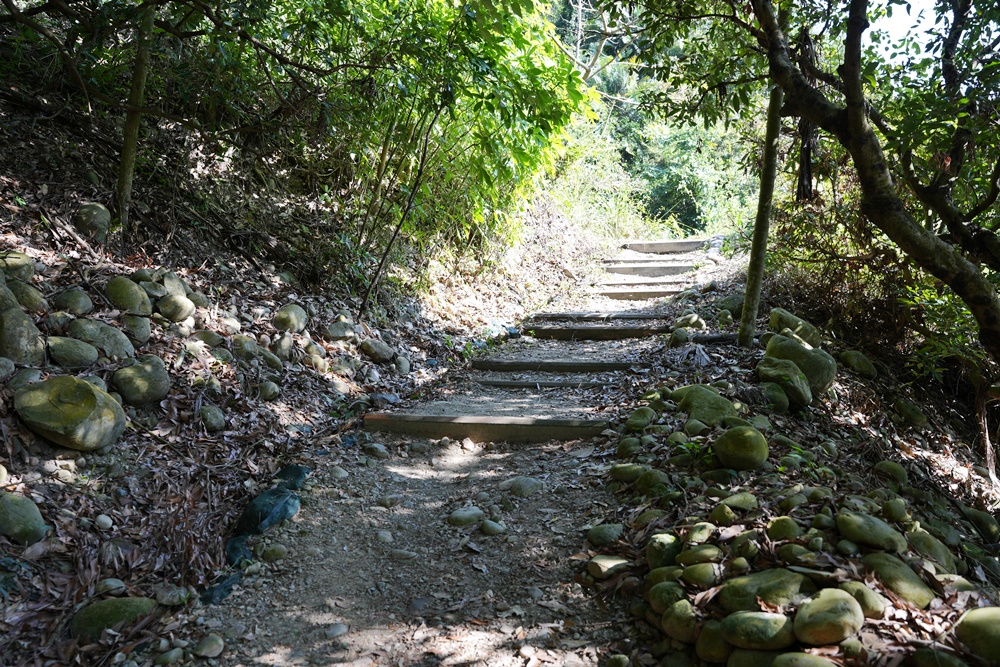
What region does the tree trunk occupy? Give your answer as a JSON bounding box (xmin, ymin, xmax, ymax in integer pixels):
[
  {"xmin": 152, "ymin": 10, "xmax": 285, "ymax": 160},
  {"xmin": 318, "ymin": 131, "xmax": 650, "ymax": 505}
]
[
  {"xmin": 357, "ymin": 107, "xmax": 444, "ymax": 321},
  {"xmin": 751, "ymin": 0, "xmax": 1000, "ymax": 365},
  {"xmin": 116, "ymin": 5, "xmax": 154, "ymax": 243},
  {"xmin": 795, "ymin": 117, "xmax": 814, "ymax": 201},
  {"xmin": 738, "ymin": 83, "xmax": 784, "ymax": 347}
]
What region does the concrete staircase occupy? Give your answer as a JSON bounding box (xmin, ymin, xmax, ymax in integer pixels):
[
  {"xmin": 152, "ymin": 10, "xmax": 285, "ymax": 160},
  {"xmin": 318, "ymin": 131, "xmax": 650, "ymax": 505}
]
[{"xmin": 364, "ymin": 238, "xmax": 706, "ymax": 443}]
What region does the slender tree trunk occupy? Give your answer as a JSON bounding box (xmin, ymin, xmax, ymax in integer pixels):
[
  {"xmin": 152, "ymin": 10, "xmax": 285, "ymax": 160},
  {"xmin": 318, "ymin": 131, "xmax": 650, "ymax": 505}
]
[
  {"xmin": 738, "ymin": 83, "xmax": 784, "ymax": 347},
  {"xmin": 796, "ymin": 117, "xmax": 815, "ymax": 201},
  {"xmin": 116, "ymin": 5, "xmax": 154, "ymax": 244},
  {"xmin": 357, "ymin": 107, "xmax": 443, "ymax": 321}
]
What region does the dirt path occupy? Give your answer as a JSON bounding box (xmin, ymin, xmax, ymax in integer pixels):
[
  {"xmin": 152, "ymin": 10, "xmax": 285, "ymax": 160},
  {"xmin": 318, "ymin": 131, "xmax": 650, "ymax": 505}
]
[
  {"xmin": 194, "ymin": 433, "xmax": 627, "ymax": 667},
  {"xmin": 189, "ymin": 240, "xmax": 716, "ymax": 667}
]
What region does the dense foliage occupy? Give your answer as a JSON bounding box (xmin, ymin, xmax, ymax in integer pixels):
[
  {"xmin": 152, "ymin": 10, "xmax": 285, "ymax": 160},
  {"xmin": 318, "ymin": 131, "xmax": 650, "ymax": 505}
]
[
  {"xmin": 606, "ymin": 0, "xmax": 1000, "ymax": 369},
  {"xmin": 1, "ymin": 0, "xmax": 584, "ymax": 294}
]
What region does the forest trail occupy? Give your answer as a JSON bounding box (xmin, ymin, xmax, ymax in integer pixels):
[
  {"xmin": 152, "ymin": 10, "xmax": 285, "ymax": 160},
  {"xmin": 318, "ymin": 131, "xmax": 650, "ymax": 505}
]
[{"xmin": 194, "ymin": 239, "xmax": 711, "ymax": 667}]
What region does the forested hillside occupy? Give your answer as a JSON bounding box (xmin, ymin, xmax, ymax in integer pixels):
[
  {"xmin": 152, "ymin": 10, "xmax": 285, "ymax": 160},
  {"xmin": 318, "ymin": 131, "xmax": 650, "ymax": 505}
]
[{"xmin": 3, "ymin": 0, "xmax": 1000, "ymax": 665}]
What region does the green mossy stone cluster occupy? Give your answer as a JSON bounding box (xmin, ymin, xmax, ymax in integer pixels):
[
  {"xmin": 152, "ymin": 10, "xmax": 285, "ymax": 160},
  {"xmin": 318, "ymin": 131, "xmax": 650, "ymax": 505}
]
[
  {"xmin": 14, "ymin": 376, "xmax": 126, "ymax": 451},
  {"xmin": 71, "ymin": 597, "xmax": 157, "ymax": 642},
  {"xmin": 0, "ymin": 491, "xmax": 51, "ymax": 545},
  {"xmin": 712, "ymin": 427, "xmax": 769, "ymax": 471}
]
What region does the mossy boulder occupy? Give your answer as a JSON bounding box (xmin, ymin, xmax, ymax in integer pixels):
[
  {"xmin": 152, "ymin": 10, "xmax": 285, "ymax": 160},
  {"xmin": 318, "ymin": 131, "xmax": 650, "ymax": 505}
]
[
  {"xmin": 908, "ymin": 649, "xmax": 970, "ymax": 667},
  {"xmin": 718, "ymin": 568, "xmax": 816, "ymax": 613},
  {"xmin": 106, "ymin": 276, "xmax": 152, "ymax": 315},
  {"xmin": 190, "ymin": 330, "xmax": 226, "ymax": 347},
  {"xmin": 756, "ymin": 357, "xmax": 813, "ymax": 407},
  {"xmin": 836, "ymin": 510, "xmax": 906, "ymax": 552},
  {"xmin": 160, "ymin": 271, "xmax": 188, "ymax": 297},
  {"xmin": 71, "ymin": 597, "xmax": 157, "ymax": 642},
  {"xmin": 72, "ymin": 203, "xmax": 112, "ymax": 242},
  {"xmin": 0, "ymin": 492, "xmax": 51, "ymax": 545},
  {"xmin": 721, "ymin": 612, "xmax": 795, "ymax": 651},
  {"xmin": 505, "ymin": 476, "xmax": 543, "ymax": 497},
  {"xmin": 760, "ymin": 382, "xmax": 790, "ymax": 414},
  {"xmin": 0, "ymin": 251, "xmax": 34, "ymax": 280},
  {"xmin": 716, "ymin": 294, "xmax": 744, "ymax": 318},
  {"xmin": 53, "ymin": 288, "xmax": 94, "ymax": 315},
  {"xmin": 953, "ymin": 607, "xmax": 1000, "ymax": 663},
  {"xmin": 722, "ymin": 491, "xmax": 759, "ymax": 511},
  {"xmin": 661, "ymin": 599, "xmax": 698, "ymax": 643},
  {"xmin": 793, "ymin": 588, "xmax": 864, "ymax": 645},
  {"xmin": 669, "ymin": 327, "xmax": 689, "ymax": 347},
  {"xmin": 361, "ymin": 338, "xmax": 395, "ymax": 363},
  {"xmin": 874, "ymin": 460, "xmax": 908, "ymax": 487},
  {"xmin": 0, "ymin": 283, "xmax": 20, "ymax": 311},
  {"xmin": 14, "ymin": 376, "xmax": 126, "ymax": 451},
  {"xmin": 712, "ymin": 426, "xmax": 769, "ymax": 471},
  {"xmin": 674, "ymin": 312, "xmax": 707, "ymax": 330},
  {"xmin": 112, "ymin": 354, "xmax": 171, "ymax": 405},
  {"xmin": 259, "ymin": 381, "xmax": 280, "ymax": 401},
  {"xmin": 963, "ymin": 507, "xmax": 1000, "ymax": 541},
  {"xmin": 273, "ymin": 303, "xmax": 308, "ymax": 333},
  {"xmin": 769, "ymin": 308, "xmax": 822, "ymax": 347},
  {"xmin": 840, "ymin": 350, "xmax": 877, "ymax": 379},
  {"xmin": 861, "ymin": 552, "xmax": 937, "ymax": 608},
  {"xmin": 587, "ymin": 555, "xmax": 629, "ymax": 579},
  {"xmin": 587, "ymin": 523, "xmax": 623, "ymax": 547},
  {"xmin": 680, "ymin": 563, "xmax": 722, "ymax": 588},
  {"xmin": 894, "ymin": 398, "xmax": 928, "ymax": 429},
  {"xmin": 695, "ymin": 619, "xmax": 732, "ymax": 663},
  {"xmin": 837, "ymin": 581, "xmax": 889, "ymax": 619},
  {"xmin": 634, "ymin": 468, "xmax": 671, "ymax": 496},
  {"xmin": 646, "ymin": 532, "xmax": 683, "ymax": 568},
  {"xmin": 156, "ymin": 294, "xmax": 196, "ymax": 322},
  {"xmin": 765, "ymin": 335, "xmax": 837, "ymax": 396},
  {"xmin": 766, "ymin": 516, "xmax": 803, "ymax": 541},
  {"xmin": 231, "ymin": 334, "xmax": 258, "ymax": 360},
  {"xmin": 7, "ymin": 280, "xmax": 47, "ymax": 312},
  {"xmin": 676, "ymin": 544, "xmax": 724, "ymax": 566},
  {"xmin": 647, "ymin": 581, "xmax": 686, "ymax": 614},
  {"xmin": 68, "ymin": 318, "xmax": 135, "ymax": 359},
  {"xmin": 617, "ymin": 437, "xmax": 643, "ymax": 457},
  {"xmin": 122, "ymin": 315, "xmax": 151, "ymax": 345},
  {"xmin": 674, "ymin": 384, "xmax": 737, "ymax": 426},
  {"xmin": 48, "ymin": 336, "xmax": 99, "ymax": 368},
  {"xmin": 626, "ymin": 406, "xmax": 657, "ymax": 432},
  {"xmin": 609, "ymin": 463, "xmax": 647, "ymax": 483},
  {"xmin": 906, "ymin": 528, "xmax": 957, "ymax": 574},
  {"xmin": 0, "ymin": 308, "xmax": 45, "ymax": 364},
  {"xmin": 200, "ymin": 404, "xmax": 226, "ymax": 433}
]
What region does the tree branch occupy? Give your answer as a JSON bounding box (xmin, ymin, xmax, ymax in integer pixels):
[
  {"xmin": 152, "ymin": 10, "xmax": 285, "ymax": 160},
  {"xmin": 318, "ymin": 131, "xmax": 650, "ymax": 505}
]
[
  {"xmin": 0, "ymin": 0, "xmax": 91, "ymax": 111},
  {"xmin": 971, "ymin": 159, "xmax": 1000, "ymax": 221}
]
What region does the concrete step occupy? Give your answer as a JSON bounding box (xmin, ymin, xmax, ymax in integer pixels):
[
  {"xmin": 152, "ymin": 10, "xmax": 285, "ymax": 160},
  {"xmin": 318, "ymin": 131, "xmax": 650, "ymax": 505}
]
[
  {"xmin": 476, "ymin": 379, "xmax": 607, "ymax": 389},
  {"xmin": 622, "ymin": 239, "xmax": 707, "ymax": 253},
  {"xmin": 364, "ymin": 413, "xmax": 608, "ymax": 443},
  {"xmin": 599, "ymin": 277, "xmax": 690, "ymax": 287},
  {"xmin": 526, "ymin": 311, "xmax": 665, "ymax": 322},
  {"xmin": 525, "ymin": 325, "xmax": 671, "ymax": 340},
  {"xmin": 472, "ymin": 359, "xmax": 645, "ymax": 372},
  {"xmin": 603, "ymin": 263, "xmax": 695, "ymax": 277},
  {"xmin": 597, "ymin": 287, "xmax": 684, "ymax": 300}
]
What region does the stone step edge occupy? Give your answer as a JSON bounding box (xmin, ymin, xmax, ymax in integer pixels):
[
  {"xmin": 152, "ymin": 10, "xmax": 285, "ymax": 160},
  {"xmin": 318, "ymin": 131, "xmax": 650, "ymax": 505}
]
[
  {"xmin": 524, "ymin": 325, "xmax": 672, "ymax": 340},
  {"xmin": 621, "ymin": 239, "xmax": 708, "ymax": 253},
  {"xmin": 475, "ymin": 379, "xmax": 608, "ymax": 389},
  {"xmin": 472, "ymin": 359, "xmax": 647, "ymax": 372},
  {"xmin": 597, "ymin": 288, "xmax": 684, "ymax": 300},
  {"xmin": 363, "ymin": 413, "xmax": 609, "ymax": 443},
  {"xmin": 526, "ymin": 311, "xmax": 666, "ymax": 321}
]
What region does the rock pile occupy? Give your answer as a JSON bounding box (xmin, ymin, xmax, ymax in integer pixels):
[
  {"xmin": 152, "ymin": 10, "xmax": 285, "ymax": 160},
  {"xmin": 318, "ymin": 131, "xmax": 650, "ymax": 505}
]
[{"xmin": 585, "ymin": 308, "xmax": 999, "ymax": 666}]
